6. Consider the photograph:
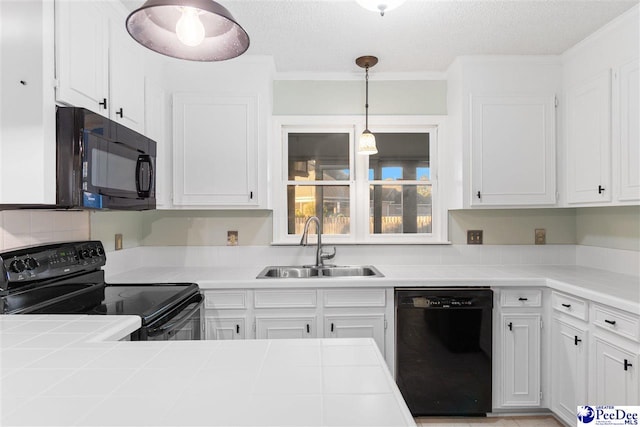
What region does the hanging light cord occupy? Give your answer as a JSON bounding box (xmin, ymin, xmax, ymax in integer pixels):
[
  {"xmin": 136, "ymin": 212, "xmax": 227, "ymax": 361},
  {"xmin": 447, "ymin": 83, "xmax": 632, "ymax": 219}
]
[{"xmin": 365, "ymin": 64, "xmax": 370, "ymax": 130}]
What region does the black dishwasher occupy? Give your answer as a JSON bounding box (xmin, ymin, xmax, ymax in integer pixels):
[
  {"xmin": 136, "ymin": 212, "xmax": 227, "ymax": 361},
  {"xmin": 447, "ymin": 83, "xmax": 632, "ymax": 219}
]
[{"xmin": 395, "ymin": 288, "xmax": 493, "ymax": 416}]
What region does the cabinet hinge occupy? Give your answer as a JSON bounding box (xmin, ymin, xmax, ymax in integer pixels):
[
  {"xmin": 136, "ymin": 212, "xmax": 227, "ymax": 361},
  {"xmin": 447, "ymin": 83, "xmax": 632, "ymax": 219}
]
[
  {"xmin": 384, "ymin": 319, "xmax": 388, "ymax": 330},
  {"xmin": 554, "ymin": 96, "xmax": 559, "ymax": 108}
]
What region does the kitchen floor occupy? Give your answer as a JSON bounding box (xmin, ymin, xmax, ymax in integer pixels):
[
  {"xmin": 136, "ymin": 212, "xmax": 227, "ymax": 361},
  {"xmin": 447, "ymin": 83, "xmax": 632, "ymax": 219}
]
[{"xmin": 414, "ymin": 415, "xmax": 564, "ymax": 427}]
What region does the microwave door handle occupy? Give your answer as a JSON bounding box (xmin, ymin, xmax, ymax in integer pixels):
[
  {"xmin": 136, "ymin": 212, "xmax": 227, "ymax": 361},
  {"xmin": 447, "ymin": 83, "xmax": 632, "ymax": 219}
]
[{"xmin": 135, "ymin": 155, "xmax": 152, "ymax": 198}]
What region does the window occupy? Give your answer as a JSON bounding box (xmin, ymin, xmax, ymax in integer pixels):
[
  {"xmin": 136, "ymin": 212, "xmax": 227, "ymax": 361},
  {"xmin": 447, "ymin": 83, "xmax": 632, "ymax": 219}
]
[{"xmin": 274, "ymin": 117, "xmax": 444, "ymax": 244}]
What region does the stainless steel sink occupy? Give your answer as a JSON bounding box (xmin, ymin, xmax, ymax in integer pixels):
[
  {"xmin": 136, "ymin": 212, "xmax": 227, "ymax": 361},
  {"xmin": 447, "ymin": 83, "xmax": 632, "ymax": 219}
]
[{"xmin": 257, "ymin": 265, "xmax": 383, "ymax": 279}]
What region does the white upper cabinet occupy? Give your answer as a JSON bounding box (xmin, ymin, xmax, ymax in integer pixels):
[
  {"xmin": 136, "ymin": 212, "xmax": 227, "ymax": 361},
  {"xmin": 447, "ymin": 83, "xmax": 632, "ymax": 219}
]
[
  {"xmin": 447, "ymin": 57, "xmax": 561, "ymax": 209},
  {"xmin": 615, "ymin": 59, "xmax": 640, "ymax": 201},
  {"xmin": 471, "ymin": 95, "xmax": 556, "ymax": 206},
  {"xmin": 55, "ymin": 0, "xmax": 109, "ymax": 115},
  {"xmin": 55, "ymin": 0, "xmax": 146, "ymax": 134},
  {"xmin": 164, "ymin": 57, "xmax": 273, "ymax": 209},
  {"xmin": 108, "ymin": 9, "xmax": 145, "ymax": 134},
  {"xmin": 565, "ymin": 71, "xmax": 612, "ymax": 204},
  {"xmin": 0, "ymin": 0, "xmax": 56, "ymax": 205},
  {"xmin": 563, "ymin": 6, "xmax": 639, "ymax": 206},
  {"xmin": 173, "ymin": 94, "xmax": 259, "ymax": 207}
]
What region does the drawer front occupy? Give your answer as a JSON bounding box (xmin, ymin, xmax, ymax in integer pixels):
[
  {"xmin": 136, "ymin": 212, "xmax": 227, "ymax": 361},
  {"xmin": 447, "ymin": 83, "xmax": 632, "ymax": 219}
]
[
  {"xmin": 592, "ymin": 304, "xmax": 640, "ymax": 342},
  {"xmin": 323, "ymin": 288, "xmax": 386, "ymax": 308},
  {"xmin": 204, "ymin": 290, "xmax": 248, "ymax": 309},
  {"xmin": 551, "ymin": 291, "xmax": 588, "ymax": 321},
  {"xmin": 254, "ymin": 289, "xmax": 317, "ymax": 308},
  {"xmin": 500, "ymin": 289, "xmax": 542, "ymax": 307}
]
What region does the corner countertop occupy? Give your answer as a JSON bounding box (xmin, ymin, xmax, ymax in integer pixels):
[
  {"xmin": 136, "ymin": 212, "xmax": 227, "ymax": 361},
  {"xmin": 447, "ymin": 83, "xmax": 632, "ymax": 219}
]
[
  {"xmin": 107, "ymin": 264, "xmax": 640, "ymax": 314},
  {"xmin": 0, "ymin": 315, "xmax": 414, "ymax": 427}
]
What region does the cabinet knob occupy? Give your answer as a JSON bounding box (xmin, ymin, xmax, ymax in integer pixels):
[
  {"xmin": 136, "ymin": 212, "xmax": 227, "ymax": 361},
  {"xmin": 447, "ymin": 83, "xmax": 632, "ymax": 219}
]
[
  {"xmin": 624, "ymin": 359, "xmax": 632, "ymax": 371},
  {"xmin": 598, "ymin": 185, "xmax": 605, "ymax": 194},
  {"xmin": 99, "ymin": 98, "xmax": 107, "ymax": 109},
  {"xmin": 476, "ymin": 191, "xmax": 481, "ymax": 199},
  {"xmin": 306, "ymin": 324, "xmax": 310, "ymax": 334},
  {"xmin": 116, "ymin": 108, "xmax": 123, "ymax": 118},
  {"xmin": 236, "ymin": 324, "xmax": 240, "ymax": 334},
  {"xmin": 574, "ymin": 336, "xmax": 582, "ymax": 346},
  {"xmin": 507, "ymin": 322, "xmax": 513, "ymax": 331}
]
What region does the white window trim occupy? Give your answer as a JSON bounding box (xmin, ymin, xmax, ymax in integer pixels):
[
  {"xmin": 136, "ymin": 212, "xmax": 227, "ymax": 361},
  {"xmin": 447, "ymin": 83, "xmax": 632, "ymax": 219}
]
[{"xmin": 271, "ymin": 115, "xmax": 449, "ymax": 244}]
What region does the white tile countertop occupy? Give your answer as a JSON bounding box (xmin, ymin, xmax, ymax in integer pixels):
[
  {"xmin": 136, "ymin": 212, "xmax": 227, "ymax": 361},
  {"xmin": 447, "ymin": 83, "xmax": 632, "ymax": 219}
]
[
  {"xmin": 0, "ymin": 315, "xmax": 415, "ymax": 427},
  {"xmin": 107, "ymin": 264, "xmax": 640, "ymax": 314}
]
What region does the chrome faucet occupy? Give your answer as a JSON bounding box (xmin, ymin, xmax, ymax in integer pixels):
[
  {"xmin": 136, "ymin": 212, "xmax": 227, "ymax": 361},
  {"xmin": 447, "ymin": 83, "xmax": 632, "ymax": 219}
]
[{"xmin": 300, "ymin": 216, "xmax": 336, "ymax": 267}]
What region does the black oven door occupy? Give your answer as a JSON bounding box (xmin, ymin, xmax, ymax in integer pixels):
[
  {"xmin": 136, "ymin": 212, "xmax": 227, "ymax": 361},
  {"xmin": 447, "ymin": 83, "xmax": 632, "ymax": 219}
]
[
  {"xmin": 82, "ymin": 128, "xmax": 155, "ymax": 210},
  {"xmin": 138, "ymin": 293, "xmax": 204, "ymax": 341}
]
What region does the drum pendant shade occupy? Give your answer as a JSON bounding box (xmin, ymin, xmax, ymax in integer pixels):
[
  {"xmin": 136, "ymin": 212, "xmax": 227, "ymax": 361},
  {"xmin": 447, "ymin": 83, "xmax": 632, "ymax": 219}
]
[{"xmin": 126, "ymin": 0, "xmax": 250, "ymax": 61}]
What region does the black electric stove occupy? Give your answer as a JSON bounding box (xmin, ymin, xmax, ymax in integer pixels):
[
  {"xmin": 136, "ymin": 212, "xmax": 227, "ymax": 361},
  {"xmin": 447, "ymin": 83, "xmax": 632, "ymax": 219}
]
[{"xmin": 0, "ymin": 241, "xmax": 203, "ymax": 341}]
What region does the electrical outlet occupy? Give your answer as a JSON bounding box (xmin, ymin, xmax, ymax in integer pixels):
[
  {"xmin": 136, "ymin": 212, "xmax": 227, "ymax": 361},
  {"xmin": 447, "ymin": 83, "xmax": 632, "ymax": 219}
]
[
  {"xmin": 467, "ymin": 230, "xmax": 483, "ymax": 245},
  {"xmin": 535, "ymin": 228, "xmax": 546, "ymax": 245},
  {"xmin": 115, "ymin": 234, "xmax": 123, "ymax": 251},
  {"xmin": 227, "ymin": 230, "xmax": 238, "ymax": 246}
]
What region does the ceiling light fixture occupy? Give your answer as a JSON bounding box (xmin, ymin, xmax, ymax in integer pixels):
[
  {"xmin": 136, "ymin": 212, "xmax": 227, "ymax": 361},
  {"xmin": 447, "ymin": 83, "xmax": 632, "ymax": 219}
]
[
  {"xmin": 356, "ymin": 55, "xmax": 378, "ymax": 155},
  {"xmin": 356, "ymin": 0, "xmax": 406, "ymax": 16},
  {"xmin": 126, "ymin": 0, "xmax": 250, "ymax": 62}
]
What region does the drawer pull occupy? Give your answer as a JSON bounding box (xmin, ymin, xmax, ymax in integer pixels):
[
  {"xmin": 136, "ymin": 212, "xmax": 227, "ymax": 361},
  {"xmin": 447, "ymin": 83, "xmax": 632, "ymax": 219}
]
[
  {"xmin": 604, "ymin": 319, "xmax": 617, "ymax": 326},
  {"xmin": 518, "ymin": 297, "xmax": 528, "ymax": 302},
  {"xmin": 508, "ymin": 322, "xmax": 513, "ymax": 331},
  {"xmin": 561, "ymin": 303, "xmax": 571, "ymax": 308},
  {"xmin": 624, "ymin": 359, "xmax": 633, "ymax": 371},
  {"xmin": 574, "ymin": 336, "xmax": 582, "ymax": 346},
  {"xmin": 331, "ymin": 323, "xmax": 334, "ymax": 332}
]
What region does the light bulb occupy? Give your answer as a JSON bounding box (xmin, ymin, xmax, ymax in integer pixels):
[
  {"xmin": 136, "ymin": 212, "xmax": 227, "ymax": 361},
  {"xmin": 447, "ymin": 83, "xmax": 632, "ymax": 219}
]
[{"xmin": 175, "ymin": 7, "xmax": 205, "ymax": 47}]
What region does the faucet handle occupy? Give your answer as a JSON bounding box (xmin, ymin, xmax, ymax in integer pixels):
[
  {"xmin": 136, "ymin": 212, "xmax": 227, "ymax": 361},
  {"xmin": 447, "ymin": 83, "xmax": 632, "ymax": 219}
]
[{"xmin": 320, "ymin": 246, "xmax": 337, "ymax": 261}]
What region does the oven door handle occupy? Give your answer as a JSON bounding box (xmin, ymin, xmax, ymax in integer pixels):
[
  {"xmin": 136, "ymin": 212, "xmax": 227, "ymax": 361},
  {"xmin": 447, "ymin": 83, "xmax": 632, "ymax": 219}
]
[{"xmin": 146, "ymin": 294, "xmax": 203, "ymax": 338}]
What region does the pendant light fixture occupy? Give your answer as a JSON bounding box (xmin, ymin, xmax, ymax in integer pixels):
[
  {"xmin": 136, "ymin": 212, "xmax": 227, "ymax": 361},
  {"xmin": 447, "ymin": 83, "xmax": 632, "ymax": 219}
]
[
  {"xmin": 356, "ymin": 0, "xmax": 406, "ymax": 16},
  {"xmin": 126, "ymin": 0, "xmax": 250, "ymax": 62},
  {"xmin": 356, "ymin": 55, "xmax": 378, "ymax": 155}
]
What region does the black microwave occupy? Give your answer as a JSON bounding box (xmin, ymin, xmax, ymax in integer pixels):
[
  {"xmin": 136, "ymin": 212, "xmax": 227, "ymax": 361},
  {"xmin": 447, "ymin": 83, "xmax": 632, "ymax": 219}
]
[{"xmin": 56, "ymin": 107, "xmax": 156, "ymax": 210}]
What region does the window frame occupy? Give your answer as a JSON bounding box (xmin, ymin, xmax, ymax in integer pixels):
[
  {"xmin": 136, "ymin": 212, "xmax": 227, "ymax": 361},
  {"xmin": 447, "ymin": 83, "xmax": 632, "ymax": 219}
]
[{"xmin": 272, "ymin": 115, "xmax": 447, "ymax": 244}]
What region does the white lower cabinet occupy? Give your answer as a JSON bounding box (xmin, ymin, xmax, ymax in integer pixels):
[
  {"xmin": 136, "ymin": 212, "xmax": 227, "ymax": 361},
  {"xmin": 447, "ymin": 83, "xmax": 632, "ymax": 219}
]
[
  {"xmin": 255, "ymin": 316, "xmax": 317, "ymax": 339},
  {"xmin": 324, "ymin": 314, "xmax": 386, "ymax": 354},
  {"xmin": 551, "ymin": 317, "xmax": 588, "ymax": 425},
  {"xmin": 203, "ymin": 288, "xmax": 391, "ymax": 361},
  {"xmin": 493, "ymin": 288, "xmax": 543, "ymax": 410},
  {"xmin": 592, "ymin": 336, "xmax": 638, "ymax": 404},
  {"xmin": 500, "ymin": 313, "xmax": 542, "ymax": 407},
  {"xmin": 206, "ymin": 316, "xmax": 247, "ymax": 340}
]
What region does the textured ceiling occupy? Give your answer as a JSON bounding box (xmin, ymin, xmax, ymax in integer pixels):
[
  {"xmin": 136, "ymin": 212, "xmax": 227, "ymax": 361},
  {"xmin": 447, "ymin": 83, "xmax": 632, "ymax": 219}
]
[{"xmin": 121, "ymin": 0, "xmax": 639, "ymax": 74}]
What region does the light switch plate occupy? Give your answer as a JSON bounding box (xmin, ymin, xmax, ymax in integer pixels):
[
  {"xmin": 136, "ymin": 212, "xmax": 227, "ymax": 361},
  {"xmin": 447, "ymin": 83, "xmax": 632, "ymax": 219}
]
[
  {"xmin": 467, "ymin": 230, "xmax": 483, "ymax": 245},
  {"xmin": 535, "ymin": 229, "xmax": 546, "ymax": 245}
]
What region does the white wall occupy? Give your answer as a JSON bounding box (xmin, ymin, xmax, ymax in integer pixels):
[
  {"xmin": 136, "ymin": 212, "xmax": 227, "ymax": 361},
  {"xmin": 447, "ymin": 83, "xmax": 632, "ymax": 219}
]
[{"xmin": 0, "ymin": 210, "xmax": 89, "ymax": 251}]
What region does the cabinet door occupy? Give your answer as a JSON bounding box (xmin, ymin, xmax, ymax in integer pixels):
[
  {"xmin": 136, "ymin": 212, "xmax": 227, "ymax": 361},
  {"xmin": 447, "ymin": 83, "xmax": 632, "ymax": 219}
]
[
  {"xmin": 593, "ymin": 336, "xmax": 638, "ymax": 405},
  {"xmin": 55, "ymin": 0, "xmax": 109, "ymax": 116},
  {"xmin": 616, "ymin": 59, "xmax": 640, "ymax": 201},
  {"xmin": 205, "ymin": 316, "xmax": 246, "ymax": 340},
  {"xmin": 566, "ymin": 71, "xmax": 612, "ymax": 204},
  {"xmin": 324, "ymin": 314, "xmax": 385, "ymax": 356},
  {"xmin": 255, "ymin": 316, "xmax": 316, "ymax": 339},
  {"xmin": 172, "ymin": 94, "xmax": 259, "ymax": 207},
  {"xmin": 0, "ymin": 0, "xmax": 56, "ymax": 204},
  {"xmin": 470, "ymin": 95, "xmax": 556, "ymax": 206},
  {"xmin": 500, "ymin": 314, "xmax": 541, "ymax": 406},
  {"xmin": 109, "ymin": 14, "xmax": 145, "ymax": 134},
  {"xmin": 551, "ymin": 318, "xmax": 588, "ymax": 425}
]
